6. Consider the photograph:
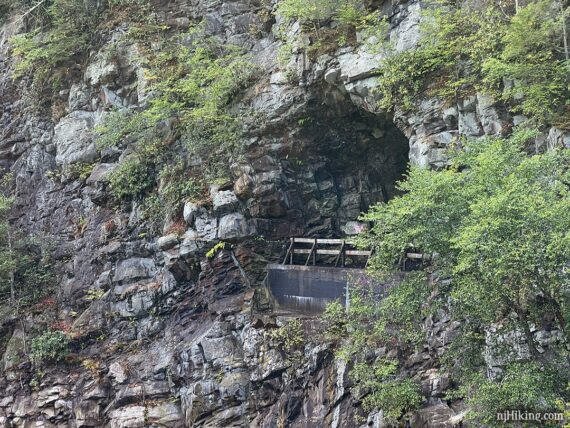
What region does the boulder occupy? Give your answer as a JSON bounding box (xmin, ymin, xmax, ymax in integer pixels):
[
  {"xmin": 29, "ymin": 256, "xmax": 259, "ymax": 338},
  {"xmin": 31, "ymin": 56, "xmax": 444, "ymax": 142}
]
[
  {"xmin": 1, "ymin": 328, "xmax": 26, "ymax": 377},
  {"xmin": 84, "ymin": 54, "xmax": 119, "ymax": 87},
  {"xmin": 338, "ymin": 51, "xmax": 380, "ymax": 83},
  {"xmin": 68, "ymin": 82, "xmax": 91, "ymax": 111},
  {"xmin": 213, "ymin": 190, "xmax": 240, "ymax": 215},
  {"xmin": 180, "ymin": 229, "xmax": 200, "ymax": 258},
  {"xmin": 86, "ymin": 163, "xmax": 117, "ymax": 185},
  {"xmin": 108, "ymin": 361, "xmax": 129, "ymax": 385},
  {"xmin": 183, "ymin": 202, "xmax": 202, "ymax": 226},
  {"xmin": 54, "ymin": 111, "xmax": 98, "ymax": 166},
  {"xmin": 390, "ymin": 2, "xmax": 422, "ymax": 52},
  {"xmin": 218, "ymin": 213, "xmax": 255, "ymax": 240},
  {"xmin": 109, "ymin": 402, "xmax": 183, "ymax": 428},
  {"xmin": 157, "ymin": 234, "xmax": 179, "ymax": 251},
  {"xmin": 113, "ymin": 258, "xmax": 156, "ymax": 284},
  {"xmin": 195, "ymin": 216, "xmax": 218, "ymax": 242},
  {"xmin": 234, "ymin": 174, "xmax": 254, "ymax": 199}
]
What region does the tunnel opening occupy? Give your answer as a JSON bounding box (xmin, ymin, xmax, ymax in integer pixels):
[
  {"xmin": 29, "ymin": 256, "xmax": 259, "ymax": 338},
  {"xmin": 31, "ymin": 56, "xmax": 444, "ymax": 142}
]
[
  {"xmin": 280, "ymin": 91, "xmax": 410, "ymax": 238},
  {"xmin": 258, "ymin": 90, "xmax": 410, "ymax": 314}
]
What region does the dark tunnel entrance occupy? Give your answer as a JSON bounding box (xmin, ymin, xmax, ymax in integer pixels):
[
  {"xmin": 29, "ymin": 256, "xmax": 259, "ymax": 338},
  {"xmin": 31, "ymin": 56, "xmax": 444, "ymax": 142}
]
[
  {"xmin": 260, "ymin": 95, "xmax": 410, "ymax": 314},
  {"xmin": 280, "ymin": 96, "xmax": 410, "ymax": 238}
]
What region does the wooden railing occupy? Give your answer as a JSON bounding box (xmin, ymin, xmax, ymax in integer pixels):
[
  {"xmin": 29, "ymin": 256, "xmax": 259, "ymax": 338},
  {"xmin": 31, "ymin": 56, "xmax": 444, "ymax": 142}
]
[
  {"xmin": 282, "ymin": 238, "xmax": 373, "ymax": 267},
  {"xmin": 282, "ymin": 238, "xmax": 430, "ymax": 270}
]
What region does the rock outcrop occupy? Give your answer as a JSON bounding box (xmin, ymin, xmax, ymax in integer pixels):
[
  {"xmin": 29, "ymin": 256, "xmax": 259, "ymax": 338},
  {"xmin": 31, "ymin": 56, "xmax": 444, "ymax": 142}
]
[{"xmin": 0, "ymin": 0, "xmax": 567, "ymax": 427}]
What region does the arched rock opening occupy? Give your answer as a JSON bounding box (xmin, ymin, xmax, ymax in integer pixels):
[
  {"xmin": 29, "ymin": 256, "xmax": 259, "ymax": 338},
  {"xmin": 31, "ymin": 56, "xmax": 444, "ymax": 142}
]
[{"xmin": 249, "ymin": 92, "xmax": 409, "ymax": 239}]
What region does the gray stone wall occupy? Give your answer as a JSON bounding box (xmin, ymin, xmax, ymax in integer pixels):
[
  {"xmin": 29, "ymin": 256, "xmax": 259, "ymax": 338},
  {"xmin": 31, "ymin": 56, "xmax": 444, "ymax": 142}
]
[{"xmin": 0, "ymin": 0, "xmax": 567, "ymax": 426}]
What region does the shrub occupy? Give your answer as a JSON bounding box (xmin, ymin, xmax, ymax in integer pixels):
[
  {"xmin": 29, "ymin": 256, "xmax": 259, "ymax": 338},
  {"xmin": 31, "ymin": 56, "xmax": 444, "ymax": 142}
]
[
  {"xmin": 270, "ymin": 319, "xmax": 305, "ymax": 352},
  {"xmin": 322, "ymin": 300, "xmax": 346, "ymax": 340},
  {"xmin": 350, "ymin": 358, "xmax": 422, "ymax": 421},
  {"xmin": 98, "ymin": 24, "xmax": 258, "ymax": 215},
  {"xmin": 276, "ymin": 0, "xmax": 366, "ymax": 29},
  {"xmin": 275, "ymin": 0, "xmax": 378, "ymax": 59},
  {"xmin": 11, "ymin": 0, "xmax": 99, "ymax": 93},
  {"xmin": 107, "ymin": 156, "xmax": 156, "ymax": 200},
  {"xmin": 206, "ymin": 242, "xmax": 226, "ymax": 259},
  {"xmin": 30, "ymin": 330, "xmax": 69, "ymax": 365},
  {"xmin": 373, "ymin": 0, "xmax": 570, "ymax": 127},
  {"xmin": 356, "ymin": 130, "xmax": 570, "ymax": 419},
  {"xmin": 158, "ymin": 162, "xmax": 202, "ymax": 207},
  {"xmin": 465, "ymin": 362, "xmax": 563, "ymax": 426},
  {"xmin": 10, "ymin": 0, "xmax": 155, "ymax": 97}
]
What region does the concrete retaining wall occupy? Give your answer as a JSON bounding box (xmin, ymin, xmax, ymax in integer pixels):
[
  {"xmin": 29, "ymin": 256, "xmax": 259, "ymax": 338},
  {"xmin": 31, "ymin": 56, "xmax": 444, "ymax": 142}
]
[{"xmin": 265, "ymin": 264, "xmax": 393, "ymax": 314}]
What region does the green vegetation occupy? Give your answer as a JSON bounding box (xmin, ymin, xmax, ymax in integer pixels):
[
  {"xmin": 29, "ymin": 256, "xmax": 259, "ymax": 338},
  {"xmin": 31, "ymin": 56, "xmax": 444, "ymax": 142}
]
[
  {"xmin": 10, "ymin": 0, "xmax": 99, "ymax": 93},
  {"xmin": 323, "ymin": 275, "xmax": 426, "ymax": 421},
  {"xmin": 9, "ymin": 0, "xmax": 153, "ymax": 98},
  {"xmin": 340, "ymin": 130, "xmax": 570, "ymax": 424},
  {"xmin": 275, "ymin": 0, "xmax": 384, "ymax": 61},
  {"xmin": 351, "ymin": 358, "xmax": 422, "ymax": 422},
  {"xmin": 461, "ymin": 362, "xmax": 563, "ymax": 425},
  {"xmin": 206, "ymin": 242, "xmax": 226, "ymax": 259},
  {"xmin": 0, "ymin": 178, "xmax": 54, "ymax": 309},
  {"xmin": 269, "ymin": 319, "xmax": 305, "ymax": 353},
  {"xmin": 375, "ymin": 0, "xmax": 570, "ymax": 127},
  {"xmin": 0, "ymin": 194, "xmax": 16, "ymax": 303},
  {"xmin": 107, "ymin": 152, "xmax": 157, "ymax": 200},
  {"xmin": 30, "ymin": 330, "xmax": 69, "ymax": 365},
  {"xmin": 147, "ymin": 31, "xmax": 256, "ymax": 171},
  {"xmin": 97, "ymin": 25, "xmax": 257, "ymax": 227},
  {"xmin": 276, "ymin": 0, "xmax": 371, "ymax": 32}
]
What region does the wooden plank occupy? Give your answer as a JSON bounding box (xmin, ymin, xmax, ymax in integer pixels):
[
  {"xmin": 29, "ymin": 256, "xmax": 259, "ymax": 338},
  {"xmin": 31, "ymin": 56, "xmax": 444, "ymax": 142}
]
[
  {"xmin": 406, "ymin": 252, "xmax": 424, "ymax": 259},
  {"xmin": 305, "ymin": 239, "xmax": 317, "ymax": 266},
  {"xmin": 334, "ymin": 241, "xmax": 345, "ymax": 267},
  {"xmin": 345, "ymin": 250, "xmax": 372, "ymax": 256},
  {"xmin": 313, "ymin": 239, "xmax": 349, "ymax": 245},
  {"xmin": 292, "ymin": 249, "xmax": 312, "ymax": 254},
  {"xmin": 365, "ymin": 249, "xmax": 374, "ymax": 268},
  {"xmin": 292, "ymin": 238, "xmax": 318, "ymax": 244},
  {"xmin": 293, "ymin": 249, "xmax": 344, "ymax": 255},
  {"xmin": 315, "ymin": 249, "xmax": 343, "ymax": 255},
  {"xmin": 292, "ymin": 238, "xmax": 354, "ymax": 245},
  {"xmin": 282, "ymin": 239, "xmax": 294, "ymax": 265}
]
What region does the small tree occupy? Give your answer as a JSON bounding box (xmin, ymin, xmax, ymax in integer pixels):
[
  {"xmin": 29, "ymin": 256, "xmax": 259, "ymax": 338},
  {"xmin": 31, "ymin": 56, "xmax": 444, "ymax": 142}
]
[
  {"xmin": 356, "ymin": 130, "xmax": 570, "ymax": 422},
  {"xmin": 30, "ymin": 330, "xmax": 69, "ymax": 365}
]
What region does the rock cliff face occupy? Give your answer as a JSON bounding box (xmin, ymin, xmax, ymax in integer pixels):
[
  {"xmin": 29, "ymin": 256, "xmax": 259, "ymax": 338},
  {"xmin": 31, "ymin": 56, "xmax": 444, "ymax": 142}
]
[{"xmin": 0, "ymin": 1, "xmax": 568, "ymax": 427}]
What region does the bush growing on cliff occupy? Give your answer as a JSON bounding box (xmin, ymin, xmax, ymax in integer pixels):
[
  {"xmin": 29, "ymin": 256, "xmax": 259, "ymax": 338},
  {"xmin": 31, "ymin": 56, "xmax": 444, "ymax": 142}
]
[
  {"xmin": 30, "ymin": 330, "xmax": 69, "ymax": 365},
  {"xmin": 376, "ymin": 0, "xmax": 570, "ymax": 127},
  {"xmin": 101, "ymin": 26, "xmax": 256, "ymax": 206},
  {"xmin": 0, "ymin": 181, "xmax": 54, "ymax": 310},
  {"xmin": 276, "ymin": 0, "xmax": 382, "ymax": 60},
  {"xmin": 11, "ymin": 0, "xmax": 99, "ymax": 92},
  {"xmin": 323, "ymin": 274, "xmax": 426, "ymax": 422},
  {"xmin": 461, "ymin": 362, "xmax": 563, "ymax": 426},
  {"xmin": 269, "ymin": 319, "xmax": 305, "ymax": 354},
  {"xmin": 354, "ymin": 129, "xmax": 570, "ymax": 423},
  {"xmin": 10, "ymin": 0, "xmax": 153, "ymax": 97}
]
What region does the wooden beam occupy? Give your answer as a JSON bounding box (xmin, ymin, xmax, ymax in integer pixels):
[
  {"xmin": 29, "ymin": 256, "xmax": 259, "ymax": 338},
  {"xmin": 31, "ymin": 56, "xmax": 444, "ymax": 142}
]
[
  {"xmin": 334, "ymin": 240, "xmax": 345, "ymax": 267},
  {"xmin": 292, "ymin": 238, "xmax": 355, "ymax": 245},
  {"xmin": 406, "ymin": 252, "xmax": 425, "ymax": 260},
  {"xmin": 305, "ymin": 239, "xmax": 317, "ymax": 266},
  {"xmin": 282, "ymin": 238, "xmax": 294, "ymax": 265},
  {"xmin": 293, "ymin": 237, "xmax": 318, "ymax": 244},
  {"xmin": 365, "ymin": 249, "xmax": 373, "ymax": 268},
  {"xmin": 292, "ymin": 249, "xmax": 343, "ymax": 255},
  {"xmin": 345, "ymin": 250, "xmax": 373, "ymax": 256}
]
